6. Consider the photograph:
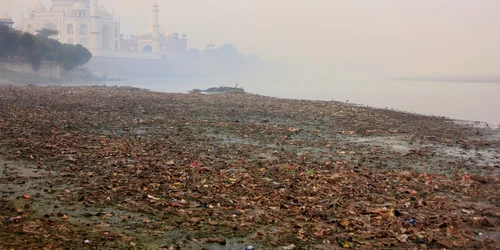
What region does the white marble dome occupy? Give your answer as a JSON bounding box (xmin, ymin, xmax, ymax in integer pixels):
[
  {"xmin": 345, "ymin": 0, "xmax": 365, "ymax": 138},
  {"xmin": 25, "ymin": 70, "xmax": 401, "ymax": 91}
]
[
  {"xmin": 164, "ymin": 29, "xmax": 176, "ymax": 37},
  {"xmin": 34, "ymin": 2, "xmax": 47, "ymax": 12},
  {"xmin": 0, "ymin": 12, "xmax": 13, "ymax": 22},
  {"xmin": 72, "ymin": 1, "xmax": 87, "ymax": 11},
  {"xmin": 98, "ymin": 5, "xmax": 108, "ymax": 15}
]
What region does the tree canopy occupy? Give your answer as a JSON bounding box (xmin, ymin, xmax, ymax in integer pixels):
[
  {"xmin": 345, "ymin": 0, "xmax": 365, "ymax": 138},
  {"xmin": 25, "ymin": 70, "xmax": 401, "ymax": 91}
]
[{"xmin": 0, "ymin": 26, "xmax": 92, "ymax": 71}]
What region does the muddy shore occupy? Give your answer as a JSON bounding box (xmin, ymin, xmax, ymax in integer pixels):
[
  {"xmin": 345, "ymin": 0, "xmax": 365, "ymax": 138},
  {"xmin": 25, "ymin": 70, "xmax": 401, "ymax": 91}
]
[{"xmin": 1, "ymin": 85, "xmax": 499, "ymax": 249}]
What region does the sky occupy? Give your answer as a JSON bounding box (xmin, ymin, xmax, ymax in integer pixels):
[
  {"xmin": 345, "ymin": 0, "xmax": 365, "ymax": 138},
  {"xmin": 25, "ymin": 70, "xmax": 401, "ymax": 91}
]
[{"xmin": 2, "ymin": 0, "xmax": 500, "ymax": 77}]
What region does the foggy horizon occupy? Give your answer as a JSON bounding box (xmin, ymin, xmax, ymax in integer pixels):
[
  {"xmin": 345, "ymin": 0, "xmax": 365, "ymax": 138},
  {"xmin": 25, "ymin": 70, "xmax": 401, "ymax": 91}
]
[{"xmin": 3, "ymin": 0, "xmax": 500, "ymax": 78}]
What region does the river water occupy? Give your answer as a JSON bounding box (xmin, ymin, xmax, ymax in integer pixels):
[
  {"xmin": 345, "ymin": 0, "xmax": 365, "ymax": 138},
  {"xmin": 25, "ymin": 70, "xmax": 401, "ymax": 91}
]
[{"xmin": 89, "ymin": 75, "xmax": 499, "ymax": 126}]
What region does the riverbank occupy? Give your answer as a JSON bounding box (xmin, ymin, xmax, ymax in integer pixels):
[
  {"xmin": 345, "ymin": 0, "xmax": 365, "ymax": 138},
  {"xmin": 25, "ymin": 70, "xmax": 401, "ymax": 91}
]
[
  {"xmin": 0, "ymin": 67, "xmax": 57, "ymax": 85},
  {"xmin": 0, "ymin": 67, "xmax": 122, "ymax": 86},
  {"xmin": 1, "ymin": 85, "xmax": 499, "ymax": 249}
]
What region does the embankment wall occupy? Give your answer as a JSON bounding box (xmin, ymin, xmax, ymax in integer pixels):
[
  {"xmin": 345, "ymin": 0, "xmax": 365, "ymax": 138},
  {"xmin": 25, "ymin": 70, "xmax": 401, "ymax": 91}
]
[{"xmin": 0, "ymin": 59, "xmax": 60, "ymax": 78}]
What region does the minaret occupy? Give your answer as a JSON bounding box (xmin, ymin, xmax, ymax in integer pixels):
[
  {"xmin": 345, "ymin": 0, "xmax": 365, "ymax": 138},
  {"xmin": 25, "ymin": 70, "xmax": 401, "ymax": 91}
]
[
  {"xmin": 152, "ymin": 0, "xmax": 160, "ymax": 53},
  {"xmin": 90, "ymin": 0, "xmax": 100, "ymax": 50}
]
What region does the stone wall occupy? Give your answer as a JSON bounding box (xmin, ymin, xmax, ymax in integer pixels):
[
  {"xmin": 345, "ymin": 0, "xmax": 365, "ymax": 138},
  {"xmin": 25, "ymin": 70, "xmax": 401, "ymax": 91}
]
[{"xmin": 0, "ymin": 59, "xmax": 60, "ymax": 78}]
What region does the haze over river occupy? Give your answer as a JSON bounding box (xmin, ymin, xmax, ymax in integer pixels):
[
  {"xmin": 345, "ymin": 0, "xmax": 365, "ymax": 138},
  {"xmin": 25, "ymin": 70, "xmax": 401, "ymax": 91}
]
[{"xmin": 90, "ymin": 75, "xmax": 500, "ymax": 127}]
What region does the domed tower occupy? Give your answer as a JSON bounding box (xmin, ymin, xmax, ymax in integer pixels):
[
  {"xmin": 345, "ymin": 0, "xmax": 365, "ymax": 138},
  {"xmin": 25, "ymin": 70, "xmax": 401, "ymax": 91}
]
[
  {"xmin": 0, "ymin": 12, "xmax": 14, "ymax": 28},
  {"xmin": 52, "ymin": 0, "xmax": 90, "ymax": 15},
  {"xmin": 71, "ymin": 1, "xmax": 87, "ymax": 16},
  {"xmin": 90, "ymin": 0, "xmax": 101, "ymax": 49},
  {"xmin": 152, "ymin": 0, "xmax": 160, "ymax": 53},
  {"xmin": 34, "ymin": 1, "xmax": 47, "ymax": 12}
]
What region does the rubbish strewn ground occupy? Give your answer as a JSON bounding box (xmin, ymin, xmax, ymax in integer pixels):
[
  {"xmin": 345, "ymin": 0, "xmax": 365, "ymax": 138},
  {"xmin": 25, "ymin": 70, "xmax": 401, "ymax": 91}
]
[{"xmin": 1, "ymin": 85, "xmax": 499, "ymax": 249}]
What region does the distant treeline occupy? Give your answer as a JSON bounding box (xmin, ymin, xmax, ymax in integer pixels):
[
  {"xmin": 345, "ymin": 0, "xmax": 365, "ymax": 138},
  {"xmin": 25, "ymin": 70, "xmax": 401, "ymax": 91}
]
[{"xmin": 0, "ymin": 26, "xmax": 92, "ymax": 71}]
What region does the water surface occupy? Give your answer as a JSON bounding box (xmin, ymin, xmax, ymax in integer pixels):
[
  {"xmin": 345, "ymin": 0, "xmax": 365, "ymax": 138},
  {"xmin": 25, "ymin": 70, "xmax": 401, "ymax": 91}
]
[{"xmin": 90, "ymin": 76, "xmax": 500, "ymax": 126}]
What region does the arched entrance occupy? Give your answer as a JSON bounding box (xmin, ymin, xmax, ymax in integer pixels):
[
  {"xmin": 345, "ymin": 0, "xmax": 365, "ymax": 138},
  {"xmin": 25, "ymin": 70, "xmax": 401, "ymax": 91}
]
[
  {"xmin": 143, "ymin": 45, "xmax": 152, "ymax": 52},
  {"xmin": 101, "ymin": 25, "xmax": 110, "ymax": 49},
  {"xmin": 43, "ymin": 22, "xmax": 58, "ymax": 31},
  {"xmin": 80, "ymin": 24, "xmax": 87, "ymax": 35},
  {"xmin": 43, "ymin": 22, "xmax": 58, "ymax": 39},
  {"xmin": 67, "ymin": 24, "xmax": 74, "ymax": 35}
]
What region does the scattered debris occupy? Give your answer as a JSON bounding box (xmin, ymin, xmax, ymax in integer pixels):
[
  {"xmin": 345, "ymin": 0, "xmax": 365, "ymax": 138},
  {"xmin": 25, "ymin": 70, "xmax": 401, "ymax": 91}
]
[
  {"xmin": 205, "ymin": 237, "xmax": 227, "ymax": 245},
  {"xmin": 0, "ymin": 86, "xmax": 499, "ymax": 249}
]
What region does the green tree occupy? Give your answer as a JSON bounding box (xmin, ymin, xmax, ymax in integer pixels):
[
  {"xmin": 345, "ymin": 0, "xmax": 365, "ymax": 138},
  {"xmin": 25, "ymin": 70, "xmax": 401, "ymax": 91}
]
[
  {"xmin": 19, "ymin": 33, "xmax": 36, "ymax": 57},
  {"xmin": 1, "ymin": 26, "xmax": 92, "ymax": 71},
  {"xmin": 0, "ymin": 25, "xmax": 21, "ymax": 58},
  {"xmin": 19, "ymin": 33, "xmax": 42, "ymax": 71},
  {"xmin": 36, "ymin": 28, "xmax": 59, "ymax": 39},
  {"xmin": 28, "ymin": 52, "xmax": 42, "ymax": 71}
]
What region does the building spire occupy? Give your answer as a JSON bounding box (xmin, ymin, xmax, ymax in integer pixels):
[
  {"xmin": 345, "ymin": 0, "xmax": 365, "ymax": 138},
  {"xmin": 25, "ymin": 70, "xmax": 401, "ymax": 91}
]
[{"xmin": 152, "ymin": 0, "xmax": 160, "ymax": 53}]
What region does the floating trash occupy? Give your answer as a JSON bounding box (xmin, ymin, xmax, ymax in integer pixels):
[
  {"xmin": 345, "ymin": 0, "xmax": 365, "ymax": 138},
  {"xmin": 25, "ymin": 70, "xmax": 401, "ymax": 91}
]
[
  {"xmin": 409, "ymin": 218, "xmax": 418, "ymax": 225},
  {"xmin": 5, "ymin": 216, "xmax": 23, "ymax": 223}
]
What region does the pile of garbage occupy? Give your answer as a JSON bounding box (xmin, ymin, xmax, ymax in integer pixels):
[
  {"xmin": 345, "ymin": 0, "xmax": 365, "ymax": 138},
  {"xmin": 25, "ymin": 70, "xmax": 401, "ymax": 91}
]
[{"xmin": 0, "ymin": 86, "xmax": 498, "ymax": 249}]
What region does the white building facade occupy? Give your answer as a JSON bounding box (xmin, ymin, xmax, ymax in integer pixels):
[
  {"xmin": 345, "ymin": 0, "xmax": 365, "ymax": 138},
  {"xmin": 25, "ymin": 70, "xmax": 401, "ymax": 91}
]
[
  {"xmin": 20, "ymin": 0, "xmax": 120, "ymax": 50},
  {"xmin": 17, "ymin": 0, "xmax": 193, "ymax": 61}
]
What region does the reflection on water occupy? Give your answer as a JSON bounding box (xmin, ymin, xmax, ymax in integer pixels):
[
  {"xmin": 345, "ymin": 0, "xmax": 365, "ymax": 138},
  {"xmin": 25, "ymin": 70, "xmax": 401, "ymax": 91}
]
[{"xmin": 94, "ymin": 76, "xmax": 499, "ymax": 126}]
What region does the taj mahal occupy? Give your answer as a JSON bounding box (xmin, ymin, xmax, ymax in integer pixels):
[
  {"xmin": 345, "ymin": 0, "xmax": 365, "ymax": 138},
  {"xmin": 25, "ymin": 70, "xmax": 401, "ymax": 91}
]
[{"xmin": 16, "ymin": 0, "xmax": 192, "ymax": 60}]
